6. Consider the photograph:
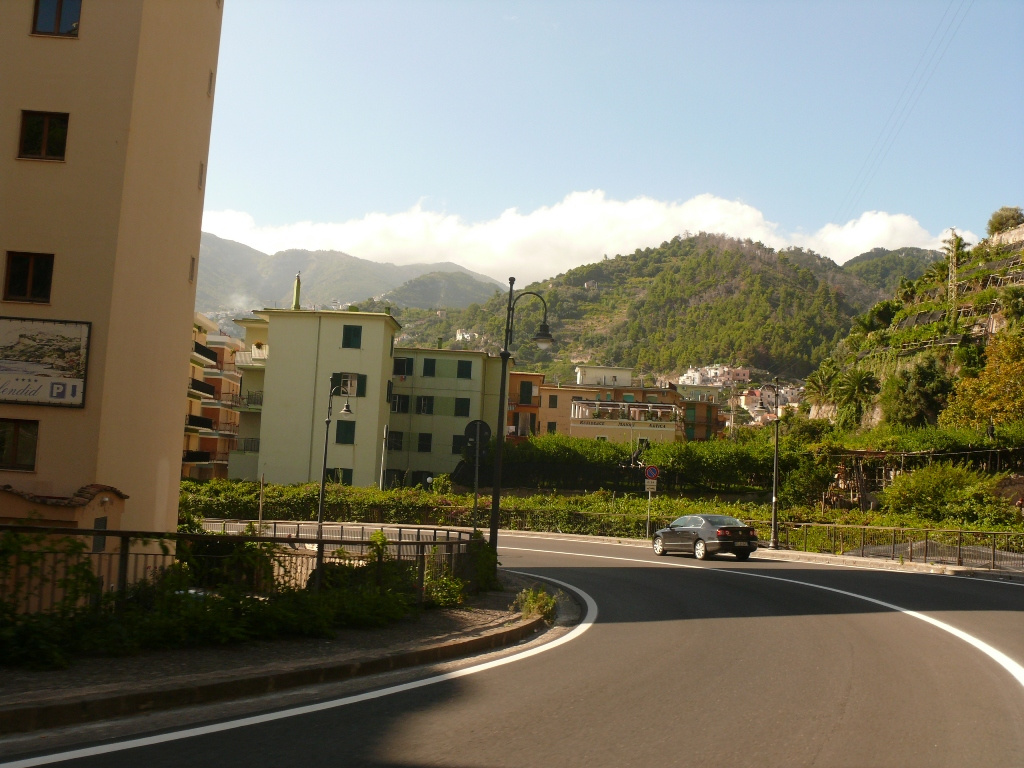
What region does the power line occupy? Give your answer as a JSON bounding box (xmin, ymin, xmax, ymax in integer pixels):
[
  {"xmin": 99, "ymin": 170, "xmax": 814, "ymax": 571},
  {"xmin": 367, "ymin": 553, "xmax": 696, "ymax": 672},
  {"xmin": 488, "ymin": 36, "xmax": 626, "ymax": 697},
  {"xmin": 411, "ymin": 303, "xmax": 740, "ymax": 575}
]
[{"xmin": 832, "ymin": 0, "xmax": 974, "ymax": 226}]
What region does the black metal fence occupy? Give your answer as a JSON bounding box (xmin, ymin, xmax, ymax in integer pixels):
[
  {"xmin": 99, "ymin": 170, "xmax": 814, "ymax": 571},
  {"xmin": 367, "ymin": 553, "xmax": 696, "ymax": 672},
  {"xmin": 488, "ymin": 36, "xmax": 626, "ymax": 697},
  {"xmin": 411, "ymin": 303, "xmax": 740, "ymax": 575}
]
[
  {"xmin": 1, "ymin": 523, "xmax": 484, "ymax": 616},
  {"xmin": 752, "ymin": 521, "xmax": 1024, "ymax": 571}
]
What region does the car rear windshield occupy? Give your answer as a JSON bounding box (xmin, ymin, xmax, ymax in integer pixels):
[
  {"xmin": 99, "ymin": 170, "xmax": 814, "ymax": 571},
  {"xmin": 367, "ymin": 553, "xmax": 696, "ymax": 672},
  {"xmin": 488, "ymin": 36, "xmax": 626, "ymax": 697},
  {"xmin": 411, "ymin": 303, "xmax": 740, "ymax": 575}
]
[{"xmin": 703, "ymin": 515, "xmax": 746, "ymax": 527}]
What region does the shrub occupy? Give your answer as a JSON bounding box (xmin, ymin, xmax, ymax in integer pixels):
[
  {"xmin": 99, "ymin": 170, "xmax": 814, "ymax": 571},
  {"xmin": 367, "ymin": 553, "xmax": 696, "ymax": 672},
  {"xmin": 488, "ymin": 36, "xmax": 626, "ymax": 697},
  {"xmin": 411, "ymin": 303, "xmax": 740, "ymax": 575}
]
[
  {"xmin": 512, "ymin": 586, "xmax": 558, "ymax": 623},
  {"xmin": 879, "ymin": 463, "xmax": 1013, "ymax": 526}
]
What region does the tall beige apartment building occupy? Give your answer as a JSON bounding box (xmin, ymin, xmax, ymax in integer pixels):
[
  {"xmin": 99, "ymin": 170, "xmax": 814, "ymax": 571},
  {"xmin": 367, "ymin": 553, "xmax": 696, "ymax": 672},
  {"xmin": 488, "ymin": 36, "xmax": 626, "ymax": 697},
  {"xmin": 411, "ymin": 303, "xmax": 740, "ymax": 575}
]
[{"xmin": 0, "ymin": 2, "xmax": 223, "ymax": 530}]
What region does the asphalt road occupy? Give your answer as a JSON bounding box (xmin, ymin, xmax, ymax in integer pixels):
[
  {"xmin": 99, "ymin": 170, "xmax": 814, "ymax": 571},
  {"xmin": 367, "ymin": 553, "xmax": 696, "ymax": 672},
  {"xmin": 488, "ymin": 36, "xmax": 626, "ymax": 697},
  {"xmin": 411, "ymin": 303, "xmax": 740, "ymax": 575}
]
[{"xmin": 6, "ymin": 534, "xmax": 1024, "ymax": 768}]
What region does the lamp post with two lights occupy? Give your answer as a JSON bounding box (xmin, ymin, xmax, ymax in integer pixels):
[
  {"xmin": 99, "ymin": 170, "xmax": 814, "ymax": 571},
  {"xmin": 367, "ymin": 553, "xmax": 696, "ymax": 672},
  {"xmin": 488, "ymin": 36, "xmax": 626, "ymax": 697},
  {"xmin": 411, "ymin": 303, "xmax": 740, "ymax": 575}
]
[
  {"xmin": 313, "ymin": 383, "xmax": 352, "ymax": 590},
  {"xmin": 489, "ymin": 277, "xmax": 553, "ymax": 552}
]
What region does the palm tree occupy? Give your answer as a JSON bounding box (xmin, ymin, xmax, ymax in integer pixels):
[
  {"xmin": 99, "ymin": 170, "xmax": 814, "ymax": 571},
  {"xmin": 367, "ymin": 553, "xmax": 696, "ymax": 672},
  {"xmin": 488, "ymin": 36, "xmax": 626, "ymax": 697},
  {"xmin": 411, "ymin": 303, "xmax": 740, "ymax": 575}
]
[
  {"xmin": 804, "ymin": 369, "xmax": 835, "ymax": 407},
  {"xmin": 833, "ymin": 367, "xmax": 880, "ymax": 409}
]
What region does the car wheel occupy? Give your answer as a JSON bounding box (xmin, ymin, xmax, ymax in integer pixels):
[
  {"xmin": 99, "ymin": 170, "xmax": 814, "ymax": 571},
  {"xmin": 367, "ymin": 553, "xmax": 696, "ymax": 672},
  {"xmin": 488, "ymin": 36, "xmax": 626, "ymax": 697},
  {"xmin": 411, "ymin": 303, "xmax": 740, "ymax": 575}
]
[
  {"xmin": 694, "ymin": 539, "xmax": 707, "ymax": 560},
  {"xmin": 735, "ymin": 550, "xmax": 751, "ymax": 561},
  {"xmin": 653, "ymin": 536, "xmax": 666, "ymax": 556}
]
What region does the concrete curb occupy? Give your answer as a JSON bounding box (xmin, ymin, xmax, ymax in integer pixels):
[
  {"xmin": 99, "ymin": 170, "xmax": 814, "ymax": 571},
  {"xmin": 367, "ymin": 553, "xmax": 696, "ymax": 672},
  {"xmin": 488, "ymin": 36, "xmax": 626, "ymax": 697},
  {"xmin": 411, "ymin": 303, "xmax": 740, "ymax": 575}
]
[{"xmin": 0, "ymin": 614, "xmax": 546, "ymax": 736}]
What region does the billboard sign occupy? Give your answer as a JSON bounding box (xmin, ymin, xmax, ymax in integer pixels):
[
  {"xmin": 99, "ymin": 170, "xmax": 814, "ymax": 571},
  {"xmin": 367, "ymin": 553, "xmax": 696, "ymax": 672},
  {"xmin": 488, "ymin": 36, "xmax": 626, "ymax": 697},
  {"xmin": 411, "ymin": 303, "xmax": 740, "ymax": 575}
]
[{"xmin": 0, "ymin": 317, "xmax": 91, "ymax": 407}]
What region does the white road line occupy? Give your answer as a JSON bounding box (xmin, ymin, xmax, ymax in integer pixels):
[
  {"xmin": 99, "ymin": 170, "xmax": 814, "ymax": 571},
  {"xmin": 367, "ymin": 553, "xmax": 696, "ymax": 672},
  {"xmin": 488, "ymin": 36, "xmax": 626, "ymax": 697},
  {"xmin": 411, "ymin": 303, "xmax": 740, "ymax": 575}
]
[
  {"xmin": 501, "ymin": 532, "xmax": 1024, "ymax": 586},
  {"xmin": 0, "ymin": 574, "xmax": 598, "ymax": 768},
  {"xmin": 502, "ymin": 545, "xmax": 1024, "ymax": 691}
]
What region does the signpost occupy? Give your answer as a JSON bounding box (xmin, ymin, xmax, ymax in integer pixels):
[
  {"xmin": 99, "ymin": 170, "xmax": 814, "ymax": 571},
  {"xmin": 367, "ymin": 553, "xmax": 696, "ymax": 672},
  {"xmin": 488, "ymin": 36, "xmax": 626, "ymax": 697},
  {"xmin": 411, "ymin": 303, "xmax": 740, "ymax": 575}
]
[
  {"xmin": 465, "ymin": 420, "xmax": 491, "ymax": 532},
  {"xmin": 644, "ymin": 465, "xmax": 659, "ymax": 537}
]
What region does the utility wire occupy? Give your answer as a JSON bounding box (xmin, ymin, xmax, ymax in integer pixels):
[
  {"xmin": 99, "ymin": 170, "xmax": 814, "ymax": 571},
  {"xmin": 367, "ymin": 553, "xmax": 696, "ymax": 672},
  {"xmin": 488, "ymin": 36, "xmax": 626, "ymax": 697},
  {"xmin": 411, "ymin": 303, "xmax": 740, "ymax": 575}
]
[{"xmin": 832, "ymin": 0, "xmax": 973, "ymax": 225}]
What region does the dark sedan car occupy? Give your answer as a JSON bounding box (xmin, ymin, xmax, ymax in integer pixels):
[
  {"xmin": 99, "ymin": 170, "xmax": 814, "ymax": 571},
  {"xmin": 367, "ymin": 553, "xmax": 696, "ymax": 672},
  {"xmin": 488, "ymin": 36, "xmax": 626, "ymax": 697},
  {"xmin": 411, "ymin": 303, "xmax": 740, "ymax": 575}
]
[{"xmin": 652, "ymin": 514, "xmax": 758, "ymax": 560}]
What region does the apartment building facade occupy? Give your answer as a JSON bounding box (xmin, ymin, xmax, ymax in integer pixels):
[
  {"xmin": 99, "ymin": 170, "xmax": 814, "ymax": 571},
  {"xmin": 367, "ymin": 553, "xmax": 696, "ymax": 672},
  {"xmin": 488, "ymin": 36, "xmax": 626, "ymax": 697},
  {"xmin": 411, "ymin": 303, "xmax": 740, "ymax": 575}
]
[
  {"xmin": 387, "ymin": 347, "xmax": 504, "ymax": 486},
  {"xmin": 0, "ymin": 1, "xmax": 222, "ymax": 530},
  {"xmin": 228, "ymin": 308, "xmax": 400, "ymax": 487}
]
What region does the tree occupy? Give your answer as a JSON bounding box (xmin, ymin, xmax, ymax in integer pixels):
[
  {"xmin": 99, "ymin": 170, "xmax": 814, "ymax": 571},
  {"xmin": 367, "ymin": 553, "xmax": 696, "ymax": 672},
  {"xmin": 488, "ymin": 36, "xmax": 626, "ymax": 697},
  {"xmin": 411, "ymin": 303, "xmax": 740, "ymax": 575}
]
[
  {"xmin": 940, "ymin": 329, "xmax": 1024, "ymax": 429},
  {"xmin": 880, "ymin": 356, "xmax": 953, "ymax": 427},
  {"xmin": 987, "ymin": 206, "xmax": 1024, "ymax": 237},
  {"xmin": 833, "ymin": 367, "xmax": 879, "ymax": 430}
]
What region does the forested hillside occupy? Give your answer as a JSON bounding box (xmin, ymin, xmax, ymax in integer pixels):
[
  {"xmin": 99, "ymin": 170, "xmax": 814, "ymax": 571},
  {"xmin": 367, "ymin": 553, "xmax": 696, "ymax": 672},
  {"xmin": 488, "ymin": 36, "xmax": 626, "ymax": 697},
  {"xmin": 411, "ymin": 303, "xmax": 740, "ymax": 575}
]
[
  {"xmin": 371, "ymin": 233, "xmax": 900, "ymax": 380},
  {"xmin": 842, "ymin": 246, "xmax": 942, "ymax": 297}
]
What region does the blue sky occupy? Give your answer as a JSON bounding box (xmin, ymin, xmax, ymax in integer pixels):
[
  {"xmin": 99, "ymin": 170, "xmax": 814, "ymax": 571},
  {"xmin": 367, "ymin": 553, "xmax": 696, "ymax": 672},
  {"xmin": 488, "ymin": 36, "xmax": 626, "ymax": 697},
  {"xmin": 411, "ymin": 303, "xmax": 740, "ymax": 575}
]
[{"xmin": 203, "ymin": 0, "xmax": 1024, "ymax": 282}]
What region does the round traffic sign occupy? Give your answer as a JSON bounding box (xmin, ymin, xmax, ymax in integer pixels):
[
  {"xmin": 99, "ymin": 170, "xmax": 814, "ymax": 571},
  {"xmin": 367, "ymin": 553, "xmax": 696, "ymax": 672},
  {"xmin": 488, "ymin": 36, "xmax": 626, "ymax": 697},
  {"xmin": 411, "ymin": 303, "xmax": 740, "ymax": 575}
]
[
  {"xmin": 464, "ymin": 420, "xmax": 491, "ymax": 444},
  {"xmin": 645, "ymin": 465, "xmax": 659, "ymax": 479}
]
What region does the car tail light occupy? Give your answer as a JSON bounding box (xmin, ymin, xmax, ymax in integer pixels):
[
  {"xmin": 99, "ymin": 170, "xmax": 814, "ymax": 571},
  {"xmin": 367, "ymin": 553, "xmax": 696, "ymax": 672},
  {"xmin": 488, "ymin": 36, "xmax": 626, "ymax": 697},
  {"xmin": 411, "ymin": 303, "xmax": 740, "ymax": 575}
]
[
  {"xmin": 749, "ymin": 529, "xmax": 758, "ymax": 539},
  {"xmin": 716, "ymin": 528, "xmax": 732, "ymax": 537}
]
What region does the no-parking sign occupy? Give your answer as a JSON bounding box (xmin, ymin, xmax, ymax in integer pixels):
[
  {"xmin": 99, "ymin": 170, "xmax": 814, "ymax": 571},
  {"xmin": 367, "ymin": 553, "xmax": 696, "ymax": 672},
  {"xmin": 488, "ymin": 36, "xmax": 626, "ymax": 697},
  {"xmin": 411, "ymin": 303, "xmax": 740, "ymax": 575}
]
[{"xmin": 645, "ymin": 465, "xmax": 659, "ymax": 480}]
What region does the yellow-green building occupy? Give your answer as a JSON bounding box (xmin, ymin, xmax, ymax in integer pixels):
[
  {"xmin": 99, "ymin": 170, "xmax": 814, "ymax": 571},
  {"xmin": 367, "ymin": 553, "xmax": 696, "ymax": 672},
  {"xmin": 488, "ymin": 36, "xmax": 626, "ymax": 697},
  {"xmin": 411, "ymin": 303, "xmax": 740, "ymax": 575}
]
[
  {"xmin": 387, "ymin": 347, "xmax": 505, "ymax": 486},
  {"xmin": 229, "ymin": 307, "xmax": 400, "ymax": 487}
]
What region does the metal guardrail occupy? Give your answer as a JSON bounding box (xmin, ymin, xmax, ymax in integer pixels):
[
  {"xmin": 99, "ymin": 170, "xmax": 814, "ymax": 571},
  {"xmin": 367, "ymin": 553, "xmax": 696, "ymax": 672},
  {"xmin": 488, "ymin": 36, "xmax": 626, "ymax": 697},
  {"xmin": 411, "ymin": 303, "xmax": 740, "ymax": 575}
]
[{"xmin": 1, "ymin": 523, "xmax": 478, "ymax": 615}]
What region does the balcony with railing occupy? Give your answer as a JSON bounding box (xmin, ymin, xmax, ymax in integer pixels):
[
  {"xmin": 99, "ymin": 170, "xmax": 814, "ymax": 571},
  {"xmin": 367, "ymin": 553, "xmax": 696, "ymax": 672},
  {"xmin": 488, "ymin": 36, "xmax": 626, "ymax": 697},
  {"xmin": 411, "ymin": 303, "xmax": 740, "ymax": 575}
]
[
  {"xmin": 191, "ymin": 340, "xmax": 219, "ymax": 366},
  {"xmin": 211, "ymin": 420, "xmax": 239, "ymax": 435},
  {"xmin": 232, "ymin": 437, "xmax": 261, "ymax": 453},
  {"xmin": 238, "ymin": 390, "xmax": 263, "ymax": 409},
  {"xmin": 570, "ymin": 400, "xmax": 680, "ymax": 423},
  {"xmin": 185, "ymin": 413, "xmax": 214, "ymax": 431},
  {"xmin": 188, "ymin": 377, "xmax": 216, "ymax": 398},
  {"xmin": 182, "ymin": 449, "xmax": 211, "ymax": 463}
]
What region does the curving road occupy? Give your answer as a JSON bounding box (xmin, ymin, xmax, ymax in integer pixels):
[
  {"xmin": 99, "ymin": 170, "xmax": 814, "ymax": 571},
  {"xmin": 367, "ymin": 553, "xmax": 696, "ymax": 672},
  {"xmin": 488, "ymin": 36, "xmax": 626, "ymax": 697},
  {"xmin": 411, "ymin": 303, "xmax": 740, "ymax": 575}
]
[{"xmin": 5, "ymin": 534, "xmax": 1024, "ymax": 767}]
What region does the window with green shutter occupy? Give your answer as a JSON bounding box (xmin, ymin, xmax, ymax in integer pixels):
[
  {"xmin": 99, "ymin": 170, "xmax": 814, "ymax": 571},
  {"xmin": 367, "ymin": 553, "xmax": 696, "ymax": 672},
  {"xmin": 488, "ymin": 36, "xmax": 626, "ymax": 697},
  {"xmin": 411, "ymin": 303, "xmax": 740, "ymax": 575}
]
[
  {"xmin": 341, "ymin": 325, "xmax": 362, "ymax": 349},
  {"xmin": 454, "ymin": 397, "xmax": 470, "ymax": 417},
  {"xmin": 335, "ymin": 420, "xmax": 356, "ymax": 444},
  {"xmin": 457, "ymin": 360, "xmax": 472, "ymax": 379}
]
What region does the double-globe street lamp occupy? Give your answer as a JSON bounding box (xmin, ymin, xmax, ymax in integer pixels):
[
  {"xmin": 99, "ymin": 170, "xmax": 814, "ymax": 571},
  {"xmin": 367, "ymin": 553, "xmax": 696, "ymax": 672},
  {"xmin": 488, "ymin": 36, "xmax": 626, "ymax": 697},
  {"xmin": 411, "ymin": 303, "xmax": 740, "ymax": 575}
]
[
  {"xmin": 761, "ymin": 377, "xmax": 781, "ymax": 549},
  {"xmin": 490, "ymin": 277, "xmax": 553, "ymax": 551},
  {"xmin": 314, "ymin": 385, "xmax": 352, "ymax": 589}
]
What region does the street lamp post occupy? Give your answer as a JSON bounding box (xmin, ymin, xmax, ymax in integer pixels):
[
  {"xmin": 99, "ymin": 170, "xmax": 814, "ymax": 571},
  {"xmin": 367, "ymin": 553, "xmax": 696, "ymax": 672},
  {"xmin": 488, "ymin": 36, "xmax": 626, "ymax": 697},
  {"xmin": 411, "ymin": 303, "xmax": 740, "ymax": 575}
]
[
  {"xmin": 314, "ymin": 383, "xmax": 351, "ymax": 590},
  {"xmin": 764, "ymin": 377, "xmax": 781, "ymax": 549},
  {"xmin": 490, "ymin": 277, "xmax": 553, "ymax": 552}
]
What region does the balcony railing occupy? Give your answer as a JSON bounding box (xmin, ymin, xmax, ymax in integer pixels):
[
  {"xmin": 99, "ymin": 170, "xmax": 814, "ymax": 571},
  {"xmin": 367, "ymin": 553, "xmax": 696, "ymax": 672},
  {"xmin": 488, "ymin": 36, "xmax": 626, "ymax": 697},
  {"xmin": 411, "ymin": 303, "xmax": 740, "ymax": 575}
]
[
  {"xmin": 182, "ymin": 449, "xmax": 211, "ymax": 463},
  {"xmin": 244, "ymin": 390, "xmax": 264, "ymax": 407},
  {"xmin": 220, "ymin": 392, "xmax": 244, "ymax": 408},
  {"xmin": 185, "ymin": 414, "xmax": 214, "ymax": 430},
  {"xmin": 188, "ymin": 377, "xmax": 216, "ymax": 397},
  {"xmin": 233, "ymin": 437, "xmax": 261, "ymax": 453},
  {"xmin": 570, "ymin": 400, "xmax": 680, "ymax": 422},
  {"xmin": 192, "ymin": 340, "xmax": 218, "ymax": 365},
  {"xmin": 211, "ymin": 421, "xmax": 239, "ymax": 435}
]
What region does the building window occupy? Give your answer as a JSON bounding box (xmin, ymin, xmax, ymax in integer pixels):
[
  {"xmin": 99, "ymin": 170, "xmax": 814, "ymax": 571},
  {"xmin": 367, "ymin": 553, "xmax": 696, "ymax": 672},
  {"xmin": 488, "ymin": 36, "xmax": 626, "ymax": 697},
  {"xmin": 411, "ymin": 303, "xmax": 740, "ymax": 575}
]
[
  {"xmin": 422, "ymin": 358, "xmax": 436, "ymax": 377},
  {"xmin": 418, "ymin": 433, "xmax": 432, "ymax": 452},
  {"xmin": 454, "ymin": 397, "xmax": 470, "ymax": 417},
  {"xmin": 547, "ymin": 422, "xmax": 557, "ymax": 434},
  {"xmin": 386, "ymin": 379, "xmax": 393, "ymax": 404},
  {"xmin": 330, "ymin": 372, "xmax": 367, "ymax": 397},
  {"xmin": 393, "ymin": 357, "xmax": 413, "ymax": 376},
  {"xmin": 4, "ymin": 252, "xmax": 53, "ymax": 302},
  {"xmin": 32, "ymin": 0, "xmax": 81, "ymax": 36},
  {"xmin": 387, "ymin": 430, "xmax": 404, "ymax": 451},
  {"xmin": 391, "ymin": 394, "xmax": 410, "ymax": 413},
  {"xmin": 335, "ymin": 420, "xmax": 355, "ymax": 444},
  {"xmin": 188, "ymin": 256, "xmax": 196, "ymax": 284},
  {"xmin": 19, "ymin": 111, "xmax": 69, "ymax": 160},
  {"xmin": 0, "ymin": 419, "xmax": 38, "ymax": 471},
  {"xmin": 341, "ymin": 324, "xmax": 362, "ymax": 349},
  {"xmin": 416, "ymin": 395, "xmax": 434, "ymax": 415},
  {"xmin": 456, "ymin": 360, "xmax": 472, "ymax": 379},
  {"xmin": 452, "ymin": 434, "xmax": 467, "ymax": 454},
  {"xmin": 326, "ymin": 467, "xmax": 353, "ymax": 485},
  {"xmin": 548, "ymin": 394, "xmax": 558, "ymax": 408}
]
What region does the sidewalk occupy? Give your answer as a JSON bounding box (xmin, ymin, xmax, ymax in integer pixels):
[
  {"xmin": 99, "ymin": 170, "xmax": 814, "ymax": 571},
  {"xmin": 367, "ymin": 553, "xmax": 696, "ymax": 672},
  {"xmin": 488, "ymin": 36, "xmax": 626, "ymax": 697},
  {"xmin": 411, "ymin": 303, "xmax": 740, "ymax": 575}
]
[{"xmin": 0, "ymin": 571, "xmax": 562, "ymax": 737}]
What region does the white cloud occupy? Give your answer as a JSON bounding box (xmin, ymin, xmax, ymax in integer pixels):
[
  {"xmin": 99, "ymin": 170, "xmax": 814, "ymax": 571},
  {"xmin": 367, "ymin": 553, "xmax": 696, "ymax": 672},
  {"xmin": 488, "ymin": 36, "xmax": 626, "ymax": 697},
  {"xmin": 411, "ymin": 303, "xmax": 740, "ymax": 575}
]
[{"xmin": 202, "ymin": 192, "xmax": 975, "ymax": 283}]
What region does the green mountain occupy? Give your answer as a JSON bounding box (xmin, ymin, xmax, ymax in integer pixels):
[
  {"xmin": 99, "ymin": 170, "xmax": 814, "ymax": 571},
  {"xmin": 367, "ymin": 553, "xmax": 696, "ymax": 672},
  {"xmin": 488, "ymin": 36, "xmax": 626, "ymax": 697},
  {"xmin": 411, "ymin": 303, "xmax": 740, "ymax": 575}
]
[
  {"xmin": 841, "ymin": 246, "xmax": 942, "ymax": 298},
  {"xmin": 367, "ymin": 233, "xmax": 884, "ymax": 380},
  {"xmin": 195, "ymin": 232, "xmax": 502, "ymax": 314},
  {"xmin": 373, "ymin": 271, "xmax": 502, "ymax": 309}
]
